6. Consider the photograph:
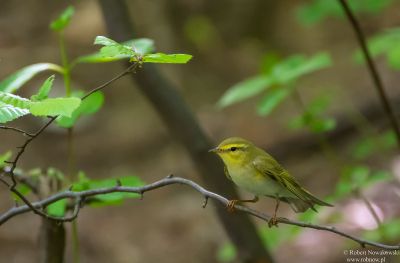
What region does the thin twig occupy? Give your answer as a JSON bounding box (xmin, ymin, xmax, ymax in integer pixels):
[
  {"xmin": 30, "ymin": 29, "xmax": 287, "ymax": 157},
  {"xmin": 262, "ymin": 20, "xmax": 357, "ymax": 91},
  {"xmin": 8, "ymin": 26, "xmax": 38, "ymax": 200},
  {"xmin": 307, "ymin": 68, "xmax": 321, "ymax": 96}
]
[
  {"xmin": 338, "ymin": 0, "xmax": 400, "ymax": 149},
  {"xmin": 1, "ymin": 63, "xmax": 138, "ymax": 218},
  {"xmin": 0, "ymin": 126, "xmax": 34, "ymax": 137},
  {"xmin": 0, "ymin": 176, "xmax": 399, "ymax": 250},
  {"xmin": 81, "ymin": 63, "xmax": 138, "ymax": 100}
]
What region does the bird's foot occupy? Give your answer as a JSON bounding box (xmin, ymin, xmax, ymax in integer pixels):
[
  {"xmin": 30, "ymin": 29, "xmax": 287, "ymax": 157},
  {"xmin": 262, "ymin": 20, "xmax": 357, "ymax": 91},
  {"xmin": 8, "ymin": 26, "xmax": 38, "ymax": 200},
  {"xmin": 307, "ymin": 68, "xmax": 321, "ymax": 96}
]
[
  {"xmin": 268, "ymin": 216, "xmax": 279, "ymax": 228},
  {"xmin": 227, "ymin": 200, "xmax": 238, "ymax": 213}
]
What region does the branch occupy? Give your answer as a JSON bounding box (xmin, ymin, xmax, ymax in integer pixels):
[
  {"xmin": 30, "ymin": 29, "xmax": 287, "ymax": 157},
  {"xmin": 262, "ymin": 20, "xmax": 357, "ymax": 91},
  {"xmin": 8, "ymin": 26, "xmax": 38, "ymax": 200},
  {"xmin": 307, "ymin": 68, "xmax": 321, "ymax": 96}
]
[
  {"xmin": 338, "ymin": 0, "xmax": 400, "ymax": 149},
  {"xmin": 0, "ymin": 125, "xmax": 34, "ymax": 137},
  {"xmin": 1, "ymin": 63, "xmax": 138, "ymax": 218},
  {"xmin": 1, "ymin": 176, "xmax": 399, "ymax": 250}
]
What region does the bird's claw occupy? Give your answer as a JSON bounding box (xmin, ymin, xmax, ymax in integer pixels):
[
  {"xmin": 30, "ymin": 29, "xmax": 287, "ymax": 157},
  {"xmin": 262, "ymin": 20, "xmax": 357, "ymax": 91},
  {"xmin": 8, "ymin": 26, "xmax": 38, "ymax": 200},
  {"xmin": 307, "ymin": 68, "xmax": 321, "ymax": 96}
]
[{"xmin": 227, "ymin": 200, "xmax": 237, "ymax": 213}]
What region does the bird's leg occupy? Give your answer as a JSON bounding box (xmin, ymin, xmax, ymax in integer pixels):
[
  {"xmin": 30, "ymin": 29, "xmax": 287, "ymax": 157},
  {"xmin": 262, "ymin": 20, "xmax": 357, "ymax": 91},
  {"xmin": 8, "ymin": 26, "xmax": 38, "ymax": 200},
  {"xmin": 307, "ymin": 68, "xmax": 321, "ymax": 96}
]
[
  {"xmin": 227, "ymin": 196, "xmax": 259, "ymax": 212},
  {"xmin": 268, "ymin": 198, "xmax": 281, "ymax": 228}
]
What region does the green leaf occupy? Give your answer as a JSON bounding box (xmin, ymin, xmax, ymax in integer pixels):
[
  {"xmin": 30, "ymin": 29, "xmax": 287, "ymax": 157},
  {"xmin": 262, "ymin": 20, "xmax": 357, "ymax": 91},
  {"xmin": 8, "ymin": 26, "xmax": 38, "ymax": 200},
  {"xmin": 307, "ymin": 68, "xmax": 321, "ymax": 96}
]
[
  {"xmin": 217, "ymin": 243, "xmax": 236, "ymax": 263},
  {"xmin": 142, "ymin": 53, "xmax": 193, "ymax": 64},
  {"xmin": 56, "ymin": 91, "xmax": 104, "ymax": 128},
  {"xmin": 354, "ymin": 28, "xmax": 400, "ymax": 70},
  {"xmin": 308, "ymin": 117, "xmax": 336, "ymax": 133},
  {"xmin": 0, "ymin": 92, "xmax": 31, "ymax": 109},
  {"xmin": 31, "ymin": 75, "xmax": 55, "ymax": 101},
  {"xmin": 271, "ymin": 52, "xmax": 331, "ymax": 84},
  {"xmin": 297, "ymin": 0, "xmax": 394, "ymax": 25},
  {"xmin": 72, "ymin": 175, "xmax": 145, "ymax": 207},
  {"xmin": 0, "ymin": 102, "xmax": 29, "ymax": 123},
  {"xmin": 94, "ymin": 36, "xmax": 120, "ymax": 46},
  {"xmin": 75, "ymin": 38, "xmax": 154, "ymax": 64},
  {"xmin": 16, "ymin": 184, "xmax": 31, "ymax": 196},
  {"xmin": 334, "ymin": 165, "xmax": 370, "ymax": 199},
  {"xmin": 217, "ymin": 76, "xmax": 272, "ymax": 108},
  {"xmin": 260, "ymin": 52, "xmax": 281, "ymax": 74},
  {"xmin": 94, "ymin": 36, "xmax": 136, "ymax": 58},
  {"xmin": 257, "ymin": 86, "xmax": 293, "ymax": 116},
  {"xmin": 0, "ymin": 63, "xmax": 63, "ymax": 93},
  {"xmin": 47, "ymin": 199, "xmax": 67, "ymax": 217},
  {"xmin": 0, "ymin": 151, "xmax": 12, "ymax": 168},
  {"xmin": 30, "ymin": 97, "xmax": 81, "ymax": 117},
  {"xmin": 363, "ymin": 219, "xmax": 400, "ymax": 242},
  {"xmin": 50, "ymin": 6, "xmax": 75, "ymax": 32},
  {"xmin": 366, "ymin": 170, "xmax": 392, "ymax": 186},
  {"xmin": 217, "ymin": 52, "xmax": 331, "ymax": 109}
]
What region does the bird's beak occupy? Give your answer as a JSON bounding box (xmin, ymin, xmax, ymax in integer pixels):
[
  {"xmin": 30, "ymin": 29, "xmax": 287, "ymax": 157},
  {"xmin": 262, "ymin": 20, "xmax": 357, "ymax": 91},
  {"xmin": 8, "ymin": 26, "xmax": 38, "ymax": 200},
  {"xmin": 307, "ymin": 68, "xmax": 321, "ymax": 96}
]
[{"xmin": 208, "ymin": 147, "xmax": 218, "ymax": 153}]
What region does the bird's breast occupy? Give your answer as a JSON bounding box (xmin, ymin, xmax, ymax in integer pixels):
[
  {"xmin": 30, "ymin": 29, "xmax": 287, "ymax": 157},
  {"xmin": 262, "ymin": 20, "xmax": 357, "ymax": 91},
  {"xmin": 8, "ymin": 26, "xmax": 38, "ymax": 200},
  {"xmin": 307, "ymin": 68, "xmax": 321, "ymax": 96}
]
[{"xmin": 227, "ymin": 163, "xmax": 293, "ymax": 197}]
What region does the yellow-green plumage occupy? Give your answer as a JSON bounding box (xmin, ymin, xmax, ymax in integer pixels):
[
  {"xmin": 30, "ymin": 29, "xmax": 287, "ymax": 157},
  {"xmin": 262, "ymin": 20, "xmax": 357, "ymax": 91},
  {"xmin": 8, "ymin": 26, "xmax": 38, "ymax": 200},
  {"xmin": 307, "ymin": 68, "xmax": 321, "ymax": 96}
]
[{"xmin": 212, "ymin": 137, "xmax": 332, "ymax": 213}]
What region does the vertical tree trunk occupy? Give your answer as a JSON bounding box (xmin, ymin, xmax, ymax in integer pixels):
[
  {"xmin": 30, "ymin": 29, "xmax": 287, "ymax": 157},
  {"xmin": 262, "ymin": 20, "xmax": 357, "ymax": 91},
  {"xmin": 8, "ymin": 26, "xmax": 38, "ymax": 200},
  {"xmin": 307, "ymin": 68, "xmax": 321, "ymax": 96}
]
[
  {"xmin": 98, "ymin": 1, "xmax": 274, "ymax": 262},
  {"xmin": 38, "ymin": 219, "xmax": 65, "ymax": 263}
]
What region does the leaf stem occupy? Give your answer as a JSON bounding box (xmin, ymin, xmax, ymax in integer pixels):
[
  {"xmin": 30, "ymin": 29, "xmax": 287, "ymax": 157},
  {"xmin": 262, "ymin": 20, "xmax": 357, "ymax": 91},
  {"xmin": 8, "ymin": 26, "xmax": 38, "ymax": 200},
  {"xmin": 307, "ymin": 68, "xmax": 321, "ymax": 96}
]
[
  {"xmin": 71, "ymin": 220, "xmax": 80, "ymax": 263},
  {"xmin": 58, "ymin": 32, "xmax": 71, "ymax": 97}
]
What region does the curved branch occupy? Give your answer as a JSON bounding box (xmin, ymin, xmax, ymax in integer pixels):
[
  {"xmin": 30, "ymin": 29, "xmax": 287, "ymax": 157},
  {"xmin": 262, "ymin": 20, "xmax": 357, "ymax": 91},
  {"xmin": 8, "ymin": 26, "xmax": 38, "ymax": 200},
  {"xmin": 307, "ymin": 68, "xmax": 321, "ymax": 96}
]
[{"xmin": 1, "ymin": 176, "xmax": 398, "ymax": 250}]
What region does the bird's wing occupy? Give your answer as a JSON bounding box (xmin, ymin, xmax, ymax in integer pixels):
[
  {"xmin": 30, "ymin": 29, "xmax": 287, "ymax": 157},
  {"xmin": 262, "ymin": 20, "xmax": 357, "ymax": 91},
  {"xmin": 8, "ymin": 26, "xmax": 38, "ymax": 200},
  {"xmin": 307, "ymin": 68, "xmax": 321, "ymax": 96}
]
[
  {"xmin": 252, "ymin": 155, "xmax": 331, "ymax": 207},
  {"xmin": 224, "ymin": 165, "xmax": 232, "ymax": 181}
]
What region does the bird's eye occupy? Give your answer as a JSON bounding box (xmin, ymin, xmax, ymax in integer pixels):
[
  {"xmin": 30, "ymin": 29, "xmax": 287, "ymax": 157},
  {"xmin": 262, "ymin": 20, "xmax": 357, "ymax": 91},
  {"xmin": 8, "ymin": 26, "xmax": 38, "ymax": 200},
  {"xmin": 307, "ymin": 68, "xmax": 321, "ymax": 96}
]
[{"xmin": 230, "ymin": 147, "xmax": 237, "ymax": 152}]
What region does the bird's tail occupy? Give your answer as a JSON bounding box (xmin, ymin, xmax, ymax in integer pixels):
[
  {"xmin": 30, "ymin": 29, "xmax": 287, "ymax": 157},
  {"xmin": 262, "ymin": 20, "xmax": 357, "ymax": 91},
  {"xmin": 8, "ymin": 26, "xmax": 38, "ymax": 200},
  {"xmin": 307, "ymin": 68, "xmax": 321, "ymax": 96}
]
[{"xmin": 285, "ymin": 192, "xmax": 333, "ymax": 213}]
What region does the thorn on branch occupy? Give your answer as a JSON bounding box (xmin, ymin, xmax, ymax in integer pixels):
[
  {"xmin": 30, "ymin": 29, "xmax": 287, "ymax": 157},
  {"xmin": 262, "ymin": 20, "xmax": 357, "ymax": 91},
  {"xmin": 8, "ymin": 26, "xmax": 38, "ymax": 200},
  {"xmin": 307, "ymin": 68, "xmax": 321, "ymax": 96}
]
[
  {"xmin": 116, "ymin": 179, "xmax": 122, "ymax": 187},
  {"xmin": 202, "ymin": 196, "xmax": 209, "ymax": 208},
  {"xmin": 166, "ymin": 174, "xmax": 174, "ymax": 179},
  {"xmin": 361, "ymin": 243, "xmax": 366, "ymax": 248}
]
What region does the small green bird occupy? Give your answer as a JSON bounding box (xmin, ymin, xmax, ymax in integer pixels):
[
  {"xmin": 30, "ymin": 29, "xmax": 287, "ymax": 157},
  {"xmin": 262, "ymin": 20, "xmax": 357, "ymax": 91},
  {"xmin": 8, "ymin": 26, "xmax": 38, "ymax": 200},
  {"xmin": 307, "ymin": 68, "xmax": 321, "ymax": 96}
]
[{"xmin": 210, "ymin": 137, "xmax": 333, "ymax": 227}]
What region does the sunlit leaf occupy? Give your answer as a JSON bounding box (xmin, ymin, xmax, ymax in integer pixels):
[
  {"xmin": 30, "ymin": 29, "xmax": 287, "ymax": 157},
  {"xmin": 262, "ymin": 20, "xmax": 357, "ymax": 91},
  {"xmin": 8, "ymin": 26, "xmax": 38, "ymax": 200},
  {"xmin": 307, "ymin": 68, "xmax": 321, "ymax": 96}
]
[
  {"xmin": 74, "ymin": 38, "xmax": 155, "ymax": 64},
  {"xmin": 0, "ymin": 92, "xmax": 31, "ymax": 109},
  {"xmin": 50, "ymin": 6, "xmax": 75, "ymax": 32},
  {"xmin": 30, "ymin": 97, "xmax": 81, "ymax": 117},
  {"xmin": 0, "ymin": 103, "xmax": 29, "ymax": 123},
  {"xmin": 0, "ymin": 63, "xmax": 63, "ymax": 93},
  {"xmin": 94, "ymin": 36, "xmax": 136, "ymax": 58},
  {"xmin": 31, "ymin": 75, "xmax": 55, "ymax": 101},
  {"xmin": 142, "ymin": 53, "xmax": 193, "ymax": 64},
  {"xmin": 56, "ymin": 91, "xmax": 104, "ymax": 128}
]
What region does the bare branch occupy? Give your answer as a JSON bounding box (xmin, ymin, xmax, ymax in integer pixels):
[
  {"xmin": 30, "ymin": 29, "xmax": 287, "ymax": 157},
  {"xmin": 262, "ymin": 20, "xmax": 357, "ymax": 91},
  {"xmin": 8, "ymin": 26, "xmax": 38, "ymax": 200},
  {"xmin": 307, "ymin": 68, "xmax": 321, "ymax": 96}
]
[
  {"xmin": 338, "ymin": 0, "xmax": 400, "ymax": 149},
  {"xmin": 0, "ymin": 125, "xmax": 34, "ymax": 137},
  {"xmin": 0, "ymin": 176, "xmax": 398, "ymax": 250},
  {"xmin": 81, "ymin": 62, "xmax": 138, "ymax": 100}
]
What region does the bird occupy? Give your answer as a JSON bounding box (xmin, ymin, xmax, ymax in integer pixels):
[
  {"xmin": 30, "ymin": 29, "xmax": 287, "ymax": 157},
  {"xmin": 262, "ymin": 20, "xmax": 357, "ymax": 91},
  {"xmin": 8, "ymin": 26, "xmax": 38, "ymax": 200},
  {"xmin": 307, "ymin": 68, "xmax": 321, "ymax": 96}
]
[{"xmin": 209, "ymin": 137, "xmax": 333, "ymax": 227}]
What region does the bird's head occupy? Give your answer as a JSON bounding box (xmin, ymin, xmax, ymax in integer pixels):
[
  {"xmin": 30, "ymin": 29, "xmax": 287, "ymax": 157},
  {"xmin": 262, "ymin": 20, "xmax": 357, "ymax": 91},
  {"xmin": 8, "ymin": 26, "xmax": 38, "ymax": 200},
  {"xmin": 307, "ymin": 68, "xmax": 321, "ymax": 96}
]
[{"xmin": 209, "ymin": 137, "xmax": 254, "ymax": 165}]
